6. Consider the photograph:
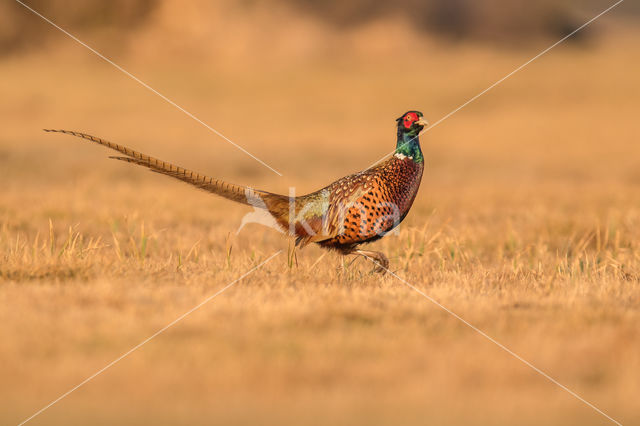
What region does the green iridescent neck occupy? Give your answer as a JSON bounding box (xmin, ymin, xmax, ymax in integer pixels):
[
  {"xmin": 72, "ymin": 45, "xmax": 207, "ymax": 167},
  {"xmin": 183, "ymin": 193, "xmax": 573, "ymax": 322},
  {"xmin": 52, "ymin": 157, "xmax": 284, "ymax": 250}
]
[{"xmin": 395, "ymin": 130, "xmax": 423, "ymax": 163}]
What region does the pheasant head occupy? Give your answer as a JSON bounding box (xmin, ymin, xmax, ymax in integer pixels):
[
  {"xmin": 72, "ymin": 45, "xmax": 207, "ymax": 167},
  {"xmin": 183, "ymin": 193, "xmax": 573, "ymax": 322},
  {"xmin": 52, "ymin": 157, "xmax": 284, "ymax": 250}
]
[{"xmin": 395, "ymin": 110, "xmax": 428, "ymax": 163}]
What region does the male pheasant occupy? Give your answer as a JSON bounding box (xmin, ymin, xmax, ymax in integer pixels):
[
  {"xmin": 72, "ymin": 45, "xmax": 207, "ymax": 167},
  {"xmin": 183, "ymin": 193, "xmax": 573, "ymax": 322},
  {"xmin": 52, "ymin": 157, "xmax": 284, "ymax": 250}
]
[{"xmin": 46, "ymin": 110, "xmax": 427, "ymax": 272}]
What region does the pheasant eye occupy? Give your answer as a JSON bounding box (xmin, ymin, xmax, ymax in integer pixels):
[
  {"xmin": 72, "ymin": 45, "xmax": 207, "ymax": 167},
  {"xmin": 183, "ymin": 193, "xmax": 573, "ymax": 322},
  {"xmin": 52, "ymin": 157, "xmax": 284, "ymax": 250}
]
[{"xmin": 403, "ymin": 115, "xmax": 414, "ymax": 128}]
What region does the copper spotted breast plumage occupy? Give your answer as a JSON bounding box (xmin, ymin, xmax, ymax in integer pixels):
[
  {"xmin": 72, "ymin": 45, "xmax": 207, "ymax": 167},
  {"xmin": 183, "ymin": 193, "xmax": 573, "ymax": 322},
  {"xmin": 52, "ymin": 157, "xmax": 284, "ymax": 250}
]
[
  {"xmin": 317, "ymin": 155, "xmax": 423, "ymax": 248},
  {"xmin": 46, "ymin": 110, "xmax": 427, "ymax": 273}
]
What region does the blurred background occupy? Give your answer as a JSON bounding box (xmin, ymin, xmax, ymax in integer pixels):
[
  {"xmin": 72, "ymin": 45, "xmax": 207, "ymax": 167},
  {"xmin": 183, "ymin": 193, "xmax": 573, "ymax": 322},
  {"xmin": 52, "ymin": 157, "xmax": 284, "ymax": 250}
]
[
  {"xmin": 3, "ymin": 0, "xmax": 640, "ymax": 53},
  {"xmin": 1, "ymin": 1, "xmax": 639, "ymax": 425},
  {"xmin": 0, "ymin": 0, "xmax": 638, "ymax": 191}
]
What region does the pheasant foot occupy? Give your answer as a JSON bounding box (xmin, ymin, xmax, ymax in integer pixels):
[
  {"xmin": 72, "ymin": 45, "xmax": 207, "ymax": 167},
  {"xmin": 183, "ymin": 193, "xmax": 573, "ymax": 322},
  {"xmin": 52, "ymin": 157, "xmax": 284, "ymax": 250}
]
[{"xmin": 354, "ymin": 249, "xmax": 389, "ymax": 274}]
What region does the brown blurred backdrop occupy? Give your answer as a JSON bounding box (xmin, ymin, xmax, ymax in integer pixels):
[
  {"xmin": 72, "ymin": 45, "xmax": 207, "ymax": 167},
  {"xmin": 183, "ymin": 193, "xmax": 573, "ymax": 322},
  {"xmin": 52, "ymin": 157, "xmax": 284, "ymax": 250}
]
[{"xmin": 3, "ymin": 0, "xmax": 640, "ymax": 55}]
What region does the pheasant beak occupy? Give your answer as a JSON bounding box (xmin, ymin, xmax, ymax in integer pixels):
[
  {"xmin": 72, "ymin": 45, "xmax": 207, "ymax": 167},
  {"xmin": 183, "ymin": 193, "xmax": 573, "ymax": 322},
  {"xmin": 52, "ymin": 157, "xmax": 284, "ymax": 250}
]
[{"xmin": 416, "ymin": 118, "xmax": 429, "ymax": 128}]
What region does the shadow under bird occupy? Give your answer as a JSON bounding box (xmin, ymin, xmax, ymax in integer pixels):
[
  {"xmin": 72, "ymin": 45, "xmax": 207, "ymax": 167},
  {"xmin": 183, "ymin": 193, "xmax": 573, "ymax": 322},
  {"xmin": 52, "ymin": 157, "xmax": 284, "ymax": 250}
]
[{"xmin": 46, "ymin": 110, "xmax": 428, "ymax": 273}]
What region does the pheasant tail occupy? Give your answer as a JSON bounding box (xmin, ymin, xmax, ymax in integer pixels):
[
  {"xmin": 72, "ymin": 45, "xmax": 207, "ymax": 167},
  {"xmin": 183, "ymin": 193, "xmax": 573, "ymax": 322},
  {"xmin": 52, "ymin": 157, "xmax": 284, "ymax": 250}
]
[{"xmin": 44, "ymin": 129, "xmax": 291, "ymax": 225}]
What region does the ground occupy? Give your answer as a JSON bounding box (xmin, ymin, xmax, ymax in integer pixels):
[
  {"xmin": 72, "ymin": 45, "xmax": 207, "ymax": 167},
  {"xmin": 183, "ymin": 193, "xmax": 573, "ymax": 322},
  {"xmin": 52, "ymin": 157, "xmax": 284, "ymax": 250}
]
[{"xmin": 1, "ymin": 19, "xmax": 639, "ymax": 426}]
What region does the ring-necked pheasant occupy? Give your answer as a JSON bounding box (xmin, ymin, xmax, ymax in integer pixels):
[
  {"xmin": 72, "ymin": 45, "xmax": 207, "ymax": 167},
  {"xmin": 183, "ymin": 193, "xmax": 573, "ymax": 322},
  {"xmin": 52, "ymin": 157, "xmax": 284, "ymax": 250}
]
[{"xmin": 45, "ymin": 110, "xmax": 427, "ymax": 273}]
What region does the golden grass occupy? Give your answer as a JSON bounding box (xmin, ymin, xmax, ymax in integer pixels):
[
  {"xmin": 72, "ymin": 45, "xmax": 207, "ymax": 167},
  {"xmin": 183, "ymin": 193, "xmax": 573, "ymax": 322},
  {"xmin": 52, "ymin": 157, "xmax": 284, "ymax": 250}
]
[{"xmin": 1, "ymin": 20, "xmax": 639, "ymax": 425}]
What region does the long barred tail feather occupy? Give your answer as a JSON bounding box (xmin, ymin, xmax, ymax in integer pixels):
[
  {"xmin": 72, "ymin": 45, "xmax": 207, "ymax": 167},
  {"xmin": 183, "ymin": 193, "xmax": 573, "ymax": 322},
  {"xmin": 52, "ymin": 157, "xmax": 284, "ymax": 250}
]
[{"xmin": 44, "ymin": 129, "xmax": 288, "ymax": 211}]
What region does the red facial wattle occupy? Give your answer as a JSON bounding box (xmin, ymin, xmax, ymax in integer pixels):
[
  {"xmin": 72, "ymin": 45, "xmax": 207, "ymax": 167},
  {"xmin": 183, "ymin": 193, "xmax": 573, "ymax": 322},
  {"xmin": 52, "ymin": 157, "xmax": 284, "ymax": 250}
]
[{"xmin": 403, "ymin": 112, "xmax": 418, "ymax": 129}]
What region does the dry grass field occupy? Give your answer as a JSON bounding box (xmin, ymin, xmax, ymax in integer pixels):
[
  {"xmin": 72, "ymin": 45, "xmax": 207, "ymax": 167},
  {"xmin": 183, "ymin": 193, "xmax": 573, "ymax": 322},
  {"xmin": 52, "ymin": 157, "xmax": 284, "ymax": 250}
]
[{"xmin": 1, "ymin": 2, "xmax": 639, "ymax": 425}]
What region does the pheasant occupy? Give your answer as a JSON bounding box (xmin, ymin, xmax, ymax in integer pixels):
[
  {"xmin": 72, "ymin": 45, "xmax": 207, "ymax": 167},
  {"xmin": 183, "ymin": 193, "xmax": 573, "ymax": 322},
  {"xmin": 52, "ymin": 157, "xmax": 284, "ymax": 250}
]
[{"xmin": 45, "ymin": 110, "xmax": 427, "ymax": 273}]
